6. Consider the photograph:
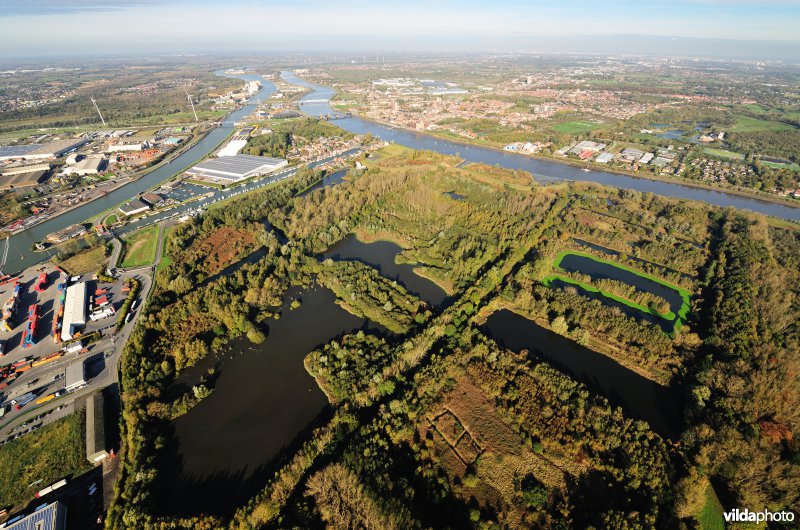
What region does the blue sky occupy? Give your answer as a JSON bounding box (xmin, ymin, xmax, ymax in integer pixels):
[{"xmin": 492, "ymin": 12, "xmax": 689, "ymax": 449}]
[{"xmin": 1, "ymin": 0, "xmax": 799, "ymax": 59}]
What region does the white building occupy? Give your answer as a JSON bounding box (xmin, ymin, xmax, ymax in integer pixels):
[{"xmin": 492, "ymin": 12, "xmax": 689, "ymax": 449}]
[
  {"xmin": 63, "ymin": 157, "xmax": 106, "ymax": 176},
  {"xmin": 217, "ymin": 139, "xmax": 247, "ymax": 157},
  {"xmin": 64, "ymin": 360, "xmax": 87, "ymax": 393},
  {"xmin": 61, "ymin": 282, "xmax": 87, "ymax": 341},
  {"xmin": 186, "ymin": 154, "xmax": 287, "ymax": 182},
  {"xmin": 106, "ymin": 142, "xmax": 148, "ymax": 153}
]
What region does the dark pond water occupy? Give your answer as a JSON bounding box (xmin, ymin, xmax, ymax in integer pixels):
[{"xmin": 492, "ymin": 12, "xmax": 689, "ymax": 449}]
[
  {"xmin": 322, "ymin": 234, "xmax": 448, "ymax": 308},
  {"xmin": 558, "ymin": 253, "xmax": 684, "ymax": 316},
  {"xmin": 160, "ymin": 286, "xmax": 386, "ymax": 516},
  {"xmin": 482, "ymin": 310, "xmax": 681, "ymax": 439},
  {"xmin": 445, "ymin": 191, "xmax": 466, "ymax": 201}
]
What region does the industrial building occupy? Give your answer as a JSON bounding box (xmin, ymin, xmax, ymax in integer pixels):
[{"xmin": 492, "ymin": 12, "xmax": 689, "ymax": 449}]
[
  {"xmin": 0, "ymin": 139, "xmax": 89, "ymax": 161},
  {"xmin": 63, "ymin": 157, "xmax": 106, "ymax": 176},
  {"xmin": 61, "ymin": 282, "xmax": 87, "ymax": 341},
  {"xmin": 3, "ymin": 501, "xmax": 66, "ymax": 530},
  {"xmin": 86, "ymin": 392, "xmax": 109, "ymax": 463},
  {"xmin": 595, "ymin": 152, "xmax": 615, "ymax": 163},
  {"xmin": 64, "ymin": 360, "xmax": 87, "ymax": 393},
  {"xmin": 106, "ymin": 141, "xmax": 149, "ymax": 153},
  {"xmin": 186, "ymin": 154, "xmax": 287, "ymax": 182},
  {"xmin": 0, "ymin": 170, "xmax": 50, "ymax": 190},
  {"xmin": 118, "ymin": 198, "xmax": 150, "ymax": 217},
  {"xmin": 46, "ymin": 224, "xmax": 87, "ymax": 244}
]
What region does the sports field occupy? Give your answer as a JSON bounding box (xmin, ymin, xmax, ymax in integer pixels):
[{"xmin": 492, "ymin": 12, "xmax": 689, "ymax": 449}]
[
  {"xmin": 703, "ymin": 148, "xmax": 744, "ymax": 161},
  {"xmin": 551, "ymin": 121, "xmax": 604, "ymax": 134}
]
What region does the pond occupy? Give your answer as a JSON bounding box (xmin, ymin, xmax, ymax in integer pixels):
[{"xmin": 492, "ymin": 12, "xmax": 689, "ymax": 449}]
[
  {"xmin": 482, "ymin": 309, "xmax": 682, "ymax": 439},
  {"xmin": 159, "ymin": 285, "xmax": 387, "ymax": 517},
  {"xmin": 322, "ymin": 234, "xmax": 449, "ymax": 308},
  {"xmin": 557, "ymin": 252, "xmax": 685, "ymax": 317}
]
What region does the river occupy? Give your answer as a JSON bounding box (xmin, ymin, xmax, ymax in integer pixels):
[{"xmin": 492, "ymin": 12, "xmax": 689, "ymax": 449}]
[{"xmin": 280, "ymin": 70, "xmax": 800, "ymax": 223}]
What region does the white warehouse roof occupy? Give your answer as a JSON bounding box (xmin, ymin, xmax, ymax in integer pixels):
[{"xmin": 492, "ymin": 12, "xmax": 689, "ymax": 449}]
[
  {"xmin": 62, "ymin": 282, "xmax": 88, "ymax": 341},
  {"xmin": 186, "ymin": 154, "xmax": 287, "ymax": 181}
]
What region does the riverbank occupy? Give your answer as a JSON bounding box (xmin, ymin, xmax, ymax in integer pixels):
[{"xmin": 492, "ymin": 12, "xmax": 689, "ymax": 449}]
[{"xmin": 355, "ymin": 112, "xmax": 800, "ymax": 211}]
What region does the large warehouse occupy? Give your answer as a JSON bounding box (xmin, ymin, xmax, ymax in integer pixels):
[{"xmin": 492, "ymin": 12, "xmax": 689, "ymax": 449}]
[
  {"xmin": 62, "ymin": 282, "xmax": 87, "ymax": 341},
  {"xmin": 186, "ymin": 154, "xmax": 287, "ymax": 182},
  {"xmin": 0, "ymin": 139, "xmax": 89, "ymax": 161}
]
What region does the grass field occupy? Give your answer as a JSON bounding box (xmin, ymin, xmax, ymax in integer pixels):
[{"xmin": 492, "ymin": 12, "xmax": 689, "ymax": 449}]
[
  {"xmin": 551, "ymin": 121, "xmax": 604, "ymax": 134},
  {"xmin": 0, "ymin": 410, "xmax": 89, "ymax": 509},
  {"xmin": 731, "ymin": 114, "xmax": 795, "ymax": 132},
  {"xmin": 761, "ymin": 160, "xmax": 800, "ymax": 171},
  {"xmin": 703, "ymin": 148, "xmax": 745, "ymax": 161},
  {"xmin": 120, "ymin": 225, "xmax": 160, "ymax": 268},
  {"xmin": 57, "ymin": 244, "xmax": 107, "ymax": 275},
  {"xmin": 695, "ymin": 483, "xmax": 725, "ymax": 530}
]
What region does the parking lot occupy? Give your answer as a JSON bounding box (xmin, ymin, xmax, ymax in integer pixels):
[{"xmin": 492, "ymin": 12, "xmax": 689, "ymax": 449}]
[{"xmin": 0, "ymin": 264, "xmax": 133, "ymax": 440}]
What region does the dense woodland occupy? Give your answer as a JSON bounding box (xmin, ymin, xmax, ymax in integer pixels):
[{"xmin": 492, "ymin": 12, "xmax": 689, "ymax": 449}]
[{"xmin": 107, "ymin": 143, "xmax": 799, "ymax": 529}]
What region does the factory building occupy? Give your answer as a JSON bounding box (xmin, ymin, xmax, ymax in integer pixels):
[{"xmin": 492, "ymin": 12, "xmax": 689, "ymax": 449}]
[
  {"xmin": 106, "ymin": 141, "xmax": 148, "ymax": 153},
  {"xmin": 64, "ymin": 360, "xmax": 87, "ymax": 393},
  {"xmin": 0, "ymin": 139, "xmax": 89, "ymax": 161},
  {"xmin": 61, "ymin": 282, "xmax": 87, "ymax": 341},
  {"xmin": 118, "ymin": 198, "xmax": 150, "ymax": 217},
  {"xmin": 3, "ymin": 501, "xmax": 67, "ymax": 530},
  {"xmin": 63, "ymin": 157, "xmax": 106, "ymax": 176},
  {"xmin": 86, "ymin": 392, "xmax": 109, "ymax": 463},
  {"xmin": 186, "ymin": 154, "xmax": 287, "ymax": 182},
  {"xmin": 46, "ymin": 224, "xmax": 87, "ymax": 244},
  {"xmin": 217, "ymin": 139, "xmax": 247, "ymax": 157}
]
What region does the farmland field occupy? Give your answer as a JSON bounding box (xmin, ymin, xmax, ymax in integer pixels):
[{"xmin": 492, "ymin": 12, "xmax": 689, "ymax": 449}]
[{"xmin": 731, "ymin": 114, "xmax": 795, "ymax": 132}]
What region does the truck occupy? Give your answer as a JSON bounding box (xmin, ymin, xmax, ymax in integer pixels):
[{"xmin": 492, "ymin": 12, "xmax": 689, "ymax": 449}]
[
  {"xmin": 35, "ymin": 393, "xmax": 56, "ymax": 405},
  {"xmin": 12, "ymin": 392, "xmax": 37, "ymax": 409}
]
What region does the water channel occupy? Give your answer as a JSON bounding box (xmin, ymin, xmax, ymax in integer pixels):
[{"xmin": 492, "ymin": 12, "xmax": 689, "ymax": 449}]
[{"xmin": 280, "ymin": 70, "xmax": 800, "ymax": 223}]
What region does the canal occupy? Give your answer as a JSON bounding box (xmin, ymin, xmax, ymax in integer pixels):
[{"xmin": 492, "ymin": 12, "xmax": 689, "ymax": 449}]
[
  {"xmin": 4, "ymin": 71, "xmax": 277, "ymax": 275},
  {"xmin": 280, "ymin": 70, "xmax": 800, "ymax": 223}
]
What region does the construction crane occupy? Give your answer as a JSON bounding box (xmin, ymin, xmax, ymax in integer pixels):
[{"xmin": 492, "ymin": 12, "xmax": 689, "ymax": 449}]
[
  {"xmin": 184, "ymin": 87, "xmax": 199, "ymax": 122},
  {"xmin": 91, "ymin": 96, "xmax": 106, "ymax": 126}
]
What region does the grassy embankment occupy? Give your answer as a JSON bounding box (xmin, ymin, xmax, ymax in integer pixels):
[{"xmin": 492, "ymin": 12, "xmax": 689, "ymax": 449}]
[
  {"xmin": 541, "ymin": 250, "xmax": 691, "ymax": 334},
  {"xmin": 119, "ymin": 225, "xmax": 160, "ymax": 268},
  {"xmin": 57, "ymin": 245, "xmax": 108, "ymax": 275},
  {"xmin": 0, "ymin": 411, "xmax": 88, "ymax": 509}
]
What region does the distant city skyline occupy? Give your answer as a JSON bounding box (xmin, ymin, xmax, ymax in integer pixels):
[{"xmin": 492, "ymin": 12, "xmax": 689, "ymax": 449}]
[{"xmin": 1, "ymin": 0, "xmax": 800, "ymax": 60}]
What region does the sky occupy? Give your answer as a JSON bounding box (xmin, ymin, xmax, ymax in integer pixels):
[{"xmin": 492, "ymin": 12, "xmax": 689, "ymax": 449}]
[{"xmin": 1, "ymin": 0, "xmax": 800, "ymax": 60}]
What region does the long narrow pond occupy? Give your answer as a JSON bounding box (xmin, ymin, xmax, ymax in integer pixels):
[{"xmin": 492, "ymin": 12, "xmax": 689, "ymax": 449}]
[
  {"xmin": 280, "ymin": 71, "xmax": 800, "ymax": 223},
  {"xmin": 482, "ymin": 309, "xmax": 681, "ymax": 439}
]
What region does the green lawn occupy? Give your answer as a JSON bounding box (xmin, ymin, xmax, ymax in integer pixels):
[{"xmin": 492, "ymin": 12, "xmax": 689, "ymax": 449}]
[
  {"xmin": 695, "ymin": 483, "xmax": 725, "ymax": 530},
  {"xmin": 731, "ymin": 114, "xmax": 795, "ymax": 132},
  {"xmin": 104, "ymin": 213, "xmax": 118, "ymax": 225},
  {"xmin": 703, "ymin": 148, "xmax": 744, "ymax": 161},
  {"xmin": 761, "ymin": 160, "xmax": 800, "ymax": 171},
  {"xmin": 551, "ymin": 121, "xmax": 604, "ymax": 134},
  {"xmin": 120, "ymin": 225, "xmax": 160, "ymax": 268},
  {"xmin": 0, "ymin": 411, "xmax": 89, "ymax": 509}
]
